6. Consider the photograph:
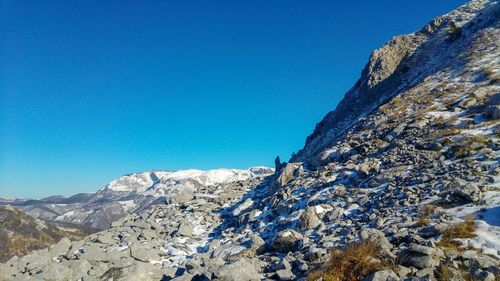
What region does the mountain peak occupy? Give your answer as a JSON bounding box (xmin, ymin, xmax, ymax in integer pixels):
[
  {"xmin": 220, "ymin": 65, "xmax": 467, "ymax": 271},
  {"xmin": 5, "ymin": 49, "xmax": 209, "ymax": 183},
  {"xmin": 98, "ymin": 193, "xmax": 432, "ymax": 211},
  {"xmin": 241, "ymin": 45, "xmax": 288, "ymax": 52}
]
[{"xmin": 103, "ymin": 167, "xmax": 274, "ymax": 193}]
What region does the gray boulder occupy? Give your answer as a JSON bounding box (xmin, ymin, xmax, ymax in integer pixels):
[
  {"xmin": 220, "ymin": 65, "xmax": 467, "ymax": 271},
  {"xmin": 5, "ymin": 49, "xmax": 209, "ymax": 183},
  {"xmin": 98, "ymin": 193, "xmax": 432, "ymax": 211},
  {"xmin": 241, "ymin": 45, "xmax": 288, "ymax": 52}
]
[
  {"xmin": 48, "ymin": 237, "xmax": 72, "ymax": 256},
  {"xmin": 397, "ymin": 244, "xmax": 444, "ymax": 269},
  {"xmin": 299, "ymin": 207, "xmax": 321, "ymax": 229},
  {"xmin": 275, "ymin": 163, "xmax": 303, "ymax": 187},
  {"xmin": 130, "ymin": 244, "xmax": 160, "ymax": 262},
  {"xmin": 169, "ymin": 190, "xmax": 194, "ymax": 204},
  {"xmin": 178, "ymin": 220, "xmax": 194, "ymax": 237},
  {"xmin": 275, "ymin": 268, "xmax": 295, "ymax": 280},
  {"xmin": 359, "ymin": 228, "xmax": 394, "ymax": 258},
  {"xmin": 217, "ymin": 260, "xmax": 260, "ymax": 281},
  {"xmin": 271, "ymin": 229, "xmax": 304, "ymax": 253},
  {"xmin": 442, "ymin": 181, "xmax": 481, "ymax": 205},
  {"xmin": 232, "ymin": 198, "xmax": 254, "ymax": 216},
  {"xmin": 486, "ymin": 105, "xmax": 500, "ymax": 120}
]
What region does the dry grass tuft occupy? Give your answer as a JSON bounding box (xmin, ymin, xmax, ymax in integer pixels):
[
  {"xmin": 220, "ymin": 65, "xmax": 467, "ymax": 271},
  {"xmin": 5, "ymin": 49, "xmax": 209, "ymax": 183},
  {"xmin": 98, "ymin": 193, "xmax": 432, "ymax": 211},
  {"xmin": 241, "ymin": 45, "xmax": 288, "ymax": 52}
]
[
  {"xmin": 436, "ymin": 263, "xmax": 453, "ymax": 281},
  {"xmin": 422, "ymin": 205, "xmax": 438, "ymax": 216},
  {"xmin": 308, "ymin": 240, "xmax": 391, "ymax": 281},
  {"xmin": 450, "ymin": 135, "xmax": 490, "ymax": 159},
  {"xmin": 468, "ymin": 135, "xmax": 490, "ymax": 145},
  {"xmin": 417, "ymin": 215, "xmax": 431, "ymax": 226},
  {"xmin": 435, "ymin": 116, "xmax": 446, "ymax": 127},
  {"xmin": 417, "ymin": 204, "xmax": 440, "ymax": 226},
  {"xmin": 436, "ymin": 215, "xmax": 476, "ymax": 251}
]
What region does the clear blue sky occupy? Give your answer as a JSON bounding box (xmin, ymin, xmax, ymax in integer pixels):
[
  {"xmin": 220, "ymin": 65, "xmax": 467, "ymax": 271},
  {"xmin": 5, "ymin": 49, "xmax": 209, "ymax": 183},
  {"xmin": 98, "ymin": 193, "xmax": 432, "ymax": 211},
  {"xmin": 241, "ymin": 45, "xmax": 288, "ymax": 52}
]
[{"xmin": 1, "ymin": 0, "xmax": 467, "ymax": 198}]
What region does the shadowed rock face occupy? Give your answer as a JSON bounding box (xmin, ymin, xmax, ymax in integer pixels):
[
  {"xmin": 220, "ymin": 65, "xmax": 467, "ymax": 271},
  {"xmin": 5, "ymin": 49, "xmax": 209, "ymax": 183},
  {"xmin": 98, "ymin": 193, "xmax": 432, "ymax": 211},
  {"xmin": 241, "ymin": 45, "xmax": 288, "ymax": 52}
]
[
  {"xmin": 292, "ymin": 0, "xmax": 498, "ymax": 167},
  {"xmin": 0, "ymin": 206, "xmax": 96, "ymax": 262}
]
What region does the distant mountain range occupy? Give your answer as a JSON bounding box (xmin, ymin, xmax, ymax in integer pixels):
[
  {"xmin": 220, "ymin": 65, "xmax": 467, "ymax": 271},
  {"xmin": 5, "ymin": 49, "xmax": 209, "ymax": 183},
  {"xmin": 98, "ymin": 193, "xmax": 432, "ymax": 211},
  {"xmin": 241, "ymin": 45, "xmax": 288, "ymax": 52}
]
[{"xmin": 0, "ymin": 167, "xmax": 273, "ymax": 229}]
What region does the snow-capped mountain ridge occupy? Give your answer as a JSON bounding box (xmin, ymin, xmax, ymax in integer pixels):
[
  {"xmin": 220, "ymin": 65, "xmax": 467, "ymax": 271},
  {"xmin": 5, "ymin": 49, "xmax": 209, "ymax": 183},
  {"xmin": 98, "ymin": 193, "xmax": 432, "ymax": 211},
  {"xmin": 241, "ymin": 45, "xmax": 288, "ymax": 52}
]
[
  {"xmin": 2, "ymin": 167, "xmax": 274, "ymax": 229},
  {"xmin": 103, "ymin": 167, "xmax": 274, "ymax": 194}
]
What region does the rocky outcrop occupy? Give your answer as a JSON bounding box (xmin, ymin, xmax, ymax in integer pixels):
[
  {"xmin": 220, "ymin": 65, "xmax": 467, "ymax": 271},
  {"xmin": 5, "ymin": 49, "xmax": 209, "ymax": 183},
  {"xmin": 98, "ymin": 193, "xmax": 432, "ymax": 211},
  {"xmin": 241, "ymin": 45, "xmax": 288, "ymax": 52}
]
[{"xmin": 292, "ymin": 0, "xmax": 498, "ymax": 167}]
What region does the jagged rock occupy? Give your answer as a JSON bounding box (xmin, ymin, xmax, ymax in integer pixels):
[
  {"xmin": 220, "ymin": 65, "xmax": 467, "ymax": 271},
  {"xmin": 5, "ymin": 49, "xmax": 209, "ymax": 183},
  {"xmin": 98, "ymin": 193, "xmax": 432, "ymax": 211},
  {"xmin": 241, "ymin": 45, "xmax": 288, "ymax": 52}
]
[
  {"xmin": 275, "ymin": 163, "xmax": 303, "ymax": 187},
  {"xmin": 2, "ymin": 2, "xmax": 500, "ymax": 280},
  {"xmin": 172, "ymin": 273, "xmax": 195, "ymax": 281},
  {"xmin": 246, "ymin": 235, "xmax": 266, "ymax": 255},
  {"xmin": 357, "ymin": 160, "xmax": 381, "ymax": 177},
  {"xmin": 465, "ymin": 253, "xmax": 499, "ymax": 269},
  {"xmin": 120, "ymin": 262, "xmax": 167, "ymax": 280},
  {"xmin": 0, "ymin": 264, "xmax": 16, "ymax": 280},
  {"xmin": 275, "ymin": 156, "xmax": 285, "ymax": 172},
  {"xmin": 414, "ymin": 267, "xmax": 435, "ymax": 279},
  {"xmin": 232, "ymin": 198, "xmax": 254, "ymax": 216},
  {"xmin": 299, "ymin": 207, "xmax": 321, "ymax": 229},
  {"xmin": 459, "ymin": 97, "xmax": 477, "ymax": 108},
  {"xmin": 48, "ymin": 237, "xmax": 71, "ymax": 256},
  {"xmin": 419, "ymin": 225, "xmax": 445, "ymax": 239},
  {"xmin": 65, "ymin": 259, "xmax": 92, "ymax": 279},
  {"xmin": 396, "ymin": 265, "xmax": 411, "ymax": 278},
  {"xmin": 323, "ymin": 207, "xmax": 344, "ymax": 222},
  {"xmin": 271, "ymin": 230, "xmax": 304, "ymax": 253}
]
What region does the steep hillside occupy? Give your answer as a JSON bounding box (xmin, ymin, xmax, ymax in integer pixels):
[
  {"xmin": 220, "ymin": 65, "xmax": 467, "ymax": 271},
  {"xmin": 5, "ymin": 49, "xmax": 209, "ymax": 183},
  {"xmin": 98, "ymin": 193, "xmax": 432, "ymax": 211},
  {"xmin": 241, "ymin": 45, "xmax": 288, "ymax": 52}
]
[
  {"xmin": 292, "ymin": 0, "xmax": 499, "ymax": 167},
  {"xmin": 1, "ymin": 1, "xmax": 499, "ymax": 280},
  {"xmin": 0, "ymin": 206, "xmax": 96, "ymax": 263}
]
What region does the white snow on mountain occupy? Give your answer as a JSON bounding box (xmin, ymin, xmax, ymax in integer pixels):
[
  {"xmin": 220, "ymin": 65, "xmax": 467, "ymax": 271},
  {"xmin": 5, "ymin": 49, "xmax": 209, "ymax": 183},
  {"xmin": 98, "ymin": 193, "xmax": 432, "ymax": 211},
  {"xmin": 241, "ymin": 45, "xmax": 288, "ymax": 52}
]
[{"xmin": 103, "ymin": 167, "xmax": 274, "ymax": 195}]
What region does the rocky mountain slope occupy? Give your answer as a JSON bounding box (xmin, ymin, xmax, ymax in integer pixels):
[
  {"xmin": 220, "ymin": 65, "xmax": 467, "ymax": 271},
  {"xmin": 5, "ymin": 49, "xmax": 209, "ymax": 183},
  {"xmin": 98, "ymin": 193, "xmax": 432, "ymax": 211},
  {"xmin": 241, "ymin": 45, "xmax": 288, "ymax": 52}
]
[
  {"xmin": 1, "ymin": 0, "xmax": 499, "ymax": 280},
  {"xmin": 1, "ymin": 167, "xmax": 273, "ymax": 229},
  {"xmin": 0, "ymin": 206, "xmax": 96, "ymax": 263}
]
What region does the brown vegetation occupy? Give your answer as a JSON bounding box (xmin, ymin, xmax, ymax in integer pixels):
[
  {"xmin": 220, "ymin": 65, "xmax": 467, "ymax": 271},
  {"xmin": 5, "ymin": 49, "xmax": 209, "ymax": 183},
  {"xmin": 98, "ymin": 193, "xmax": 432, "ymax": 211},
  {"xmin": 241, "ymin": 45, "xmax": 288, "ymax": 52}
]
[
  {"xmin": 436, "ymin": 215, "xmax": 476, "ymax": 251},
  {"xmin": 0, "ymin": 206, "xmax": 95, "ymax": 262},
  {"xmin": 417, "ymin": 205, "xmax": 439, "ymax": 226},
  {"xmin": 308, "ymin": 240, "xmax": 392, "ymax": 281}
]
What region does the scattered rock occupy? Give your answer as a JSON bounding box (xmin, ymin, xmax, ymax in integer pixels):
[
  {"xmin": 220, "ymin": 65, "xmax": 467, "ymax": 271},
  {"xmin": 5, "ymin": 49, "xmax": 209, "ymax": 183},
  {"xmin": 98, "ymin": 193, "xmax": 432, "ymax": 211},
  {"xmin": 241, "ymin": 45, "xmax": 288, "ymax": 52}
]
[{"xmin": 271, "ymin": 230, "xmax": 304, "ymax": 253}]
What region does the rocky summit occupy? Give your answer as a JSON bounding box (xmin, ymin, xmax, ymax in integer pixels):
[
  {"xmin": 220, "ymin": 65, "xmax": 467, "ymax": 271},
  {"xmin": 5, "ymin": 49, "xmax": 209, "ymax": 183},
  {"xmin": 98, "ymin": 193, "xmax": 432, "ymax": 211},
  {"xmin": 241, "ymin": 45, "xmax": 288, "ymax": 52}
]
[{"xmin": 1, "ymin": 0, "xmax": 500, "ymax": 280}]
